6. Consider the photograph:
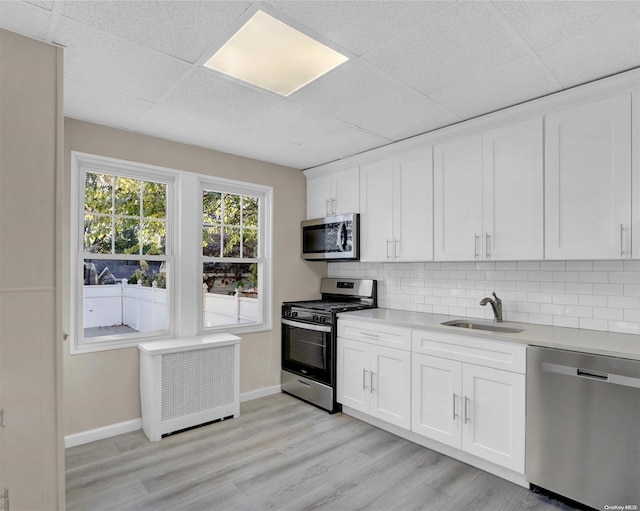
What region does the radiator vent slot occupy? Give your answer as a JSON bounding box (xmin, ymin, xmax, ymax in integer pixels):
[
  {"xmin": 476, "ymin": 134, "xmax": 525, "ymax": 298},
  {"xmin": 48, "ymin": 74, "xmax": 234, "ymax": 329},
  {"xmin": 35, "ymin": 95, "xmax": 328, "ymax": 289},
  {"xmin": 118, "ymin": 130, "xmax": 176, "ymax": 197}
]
[{"xmin": 160, "ymin": 346, "xmax": 235, "ymax": 422}]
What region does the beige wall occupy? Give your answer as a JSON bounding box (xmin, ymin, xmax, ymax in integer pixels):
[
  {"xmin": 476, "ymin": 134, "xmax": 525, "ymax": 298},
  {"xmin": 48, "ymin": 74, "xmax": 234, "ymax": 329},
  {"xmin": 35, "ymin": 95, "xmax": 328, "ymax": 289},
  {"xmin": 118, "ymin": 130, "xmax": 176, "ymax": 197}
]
[
  {"xmin": 63, "ymin": 119, "xmax": 326, "ymax": 435},
  {"xmin": 0, "ymin": 29, "xmax": 63, "ymax": 509}
]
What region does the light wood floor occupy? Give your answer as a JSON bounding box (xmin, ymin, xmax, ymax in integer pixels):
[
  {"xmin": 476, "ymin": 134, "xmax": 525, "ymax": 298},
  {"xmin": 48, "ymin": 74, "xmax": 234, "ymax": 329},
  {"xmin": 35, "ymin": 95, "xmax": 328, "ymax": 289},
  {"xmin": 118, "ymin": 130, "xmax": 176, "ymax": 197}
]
[{"xmin": 66, "ymin": 393, "xmax": 576, "ymax": 511}]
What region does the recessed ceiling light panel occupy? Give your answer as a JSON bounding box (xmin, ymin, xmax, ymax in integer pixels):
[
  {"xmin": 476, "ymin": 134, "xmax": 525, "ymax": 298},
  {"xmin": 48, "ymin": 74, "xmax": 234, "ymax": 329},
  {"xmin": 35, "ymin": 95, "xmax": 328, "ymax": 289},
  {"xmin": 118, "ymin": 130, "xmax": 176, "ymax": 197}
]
[{"xmin": 203, "ymin": 10, "xmax": 349, "ymax": 97}]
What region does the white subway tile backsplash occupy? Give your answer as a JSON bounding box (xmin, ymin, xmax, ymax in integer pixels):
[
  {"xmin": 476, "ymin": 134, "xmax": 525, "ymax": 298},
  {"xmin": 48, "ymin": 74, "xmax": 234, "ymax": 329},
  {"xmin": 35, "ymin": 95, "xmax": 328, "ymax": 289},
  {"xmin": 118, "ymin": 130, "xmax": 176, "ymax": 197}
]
[
  {"xmin": 329, "ymin": 260, "xmax": 640, "ymax": 335},
  {"xmin": 579, "ymin": 318, "xmax": 608, "ymax": 331},
  {"xmin": 553, "ymin": 316, "xmax": 579, "ymax": 328},
  {"xmin": 594, "ymin": 261, "xmax": 623, "ymax": 271},
  {"xmin": 540, "ymin": 283, "xmax": 566, "ymax": 293},
  {"xmin": 541, "ymin": 261, "xmax": 566, "ymax": 271},
  {"xmin": 566, "ymin": 283, "xmax": 593, "ymax": 295},
  {"xmin": 553, "ymin": 271, "xmax": 580, "ymax": 282},
  {"xmin": 566, "ymin": 261, "xmax": 593, "ymax": 271},
  {"xmin": 593, "ymin": 307, "xmax": 624, "ymax": 321},
  {"xmin": 610, "ymin": 272, "xmax": 640, "ymax": 284},
  {"xmin": 623, "ymin": 261, "xmax": 640, "ymax": 271},
  {"xmin": 609, "ymin": 296, "xmax": 640, "ymax": 309},
  {"xmin": 593, "ymin": 284, "xmax": 624, "ymax": 296}
]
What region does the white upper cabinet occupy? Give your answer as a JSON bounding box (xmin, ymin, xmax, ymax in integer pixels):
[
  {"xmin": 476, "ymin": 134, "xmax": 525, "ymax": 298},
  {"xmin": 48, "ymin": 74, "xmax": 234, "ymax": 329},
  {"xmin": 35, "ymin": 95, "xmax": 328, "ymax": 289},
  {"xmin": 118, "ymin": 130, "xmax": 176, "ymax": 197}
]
[
  {"xmin": 306, "ymin": 167, "xmax": 359, "ymax": 219},
  {"xmin": 360, "ymin": 147, "xmax": 433, "ymax": 262},
  {"xmin": 632, "ymin": 91, "xmax": 640, "ymax": 259},
  {"xmin": 434, "ymin": 134, "xmax": 483, "ymax": 261},
  {"xmin": 483, "ymin": 118, "xmax": 543, "ymax": 260},
  {"xmin": 545, "ymin": 94, "xmax": 632, "ymax": 259},
  {"xmin": 434, "ymin": 118, "xmax": 543, "ymax": 261}
]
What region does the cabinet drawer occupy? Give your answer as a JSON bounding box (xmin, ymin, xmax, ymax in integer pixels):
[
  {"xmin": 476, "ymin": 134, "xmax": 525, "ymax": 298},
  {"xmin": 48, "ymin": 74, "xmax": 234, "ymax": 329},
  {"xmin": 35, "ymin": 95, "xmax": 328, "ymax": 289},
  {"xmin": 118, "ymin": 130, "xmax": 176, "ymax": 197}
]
[
  {"xmin": 338, "ymin": 320, "xmax": 411, "ymax": 351},
  {"xmin": 412, "ymin": 330, "xmax": 526, "ymax": 373}
]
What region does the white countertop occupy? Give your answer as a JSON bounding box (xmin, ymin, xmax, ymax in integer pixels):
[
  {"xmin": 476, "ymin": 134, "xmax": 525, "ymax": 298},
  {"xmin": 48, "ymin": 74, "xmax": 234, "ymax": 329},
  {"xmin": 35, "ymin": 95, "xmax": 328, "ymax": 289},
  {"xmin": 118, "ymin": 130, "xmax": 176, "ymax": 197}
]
[
  {"xmin": 138, "ymin": 333, "xmax": 241, "ymax": 355},
  {"xmin": 337, "ymin": 308, "xmax": 640, "ymax": 361}
]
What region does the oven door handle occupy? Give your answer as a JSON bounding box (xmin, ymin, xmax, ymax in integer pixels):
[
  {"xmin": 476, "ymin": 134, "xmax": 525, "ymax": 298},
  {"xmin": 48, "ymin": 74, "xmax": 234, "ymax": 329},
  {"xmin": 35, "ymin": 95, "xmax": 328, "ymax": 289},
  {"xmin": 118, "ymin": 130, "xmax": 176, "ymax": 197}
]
[{"xmin": 282, "ymin": 318, "xmax": 333, "ymax": 333}]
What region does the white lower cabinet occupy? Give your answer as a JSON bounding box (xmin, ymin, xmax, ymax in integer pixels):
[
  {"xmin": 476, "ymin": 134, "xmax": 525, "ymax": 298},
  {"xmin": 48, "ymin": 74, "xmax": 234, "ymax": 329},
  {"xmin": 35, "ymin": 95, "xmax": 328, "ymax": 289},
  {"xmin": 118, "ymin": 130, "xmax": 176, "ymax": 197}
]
[
  {"xmin": 411, "ymin": 331, "xmax": 526, "ymax": 474},
  {"xmin": 337, "ymin": 337, "xmax": 411, "ymax": 429}
]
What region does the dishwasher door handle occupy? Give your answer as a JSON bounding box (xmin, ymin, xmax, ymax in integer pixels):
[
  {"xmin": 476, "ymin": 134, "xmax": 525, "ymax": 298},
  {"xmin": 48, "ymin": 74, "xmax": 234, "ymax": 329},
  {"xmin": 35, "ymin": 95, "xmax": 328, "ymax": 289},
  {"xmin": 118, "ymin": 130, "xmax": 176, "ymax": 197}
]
[
  {"xmin": 542, "ymin": 362, "xmax": 640, "ymax": 389},
  {"xmin": 577, "ymin": 368, "xmax": 608, "ymax": 381}
]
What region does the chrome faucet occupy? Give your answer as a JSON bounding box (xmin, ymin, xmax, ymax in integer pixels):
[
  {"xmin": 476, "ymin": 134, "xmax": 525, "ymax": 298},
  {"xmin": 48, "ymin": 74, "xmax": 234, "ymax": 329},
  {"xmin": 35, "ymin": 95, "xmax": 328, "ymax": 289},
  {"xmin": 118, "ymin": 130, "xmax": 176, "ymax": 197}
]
[{"xmin": 480, "ymin": 292, "xmax": 503, "ymax": 322}]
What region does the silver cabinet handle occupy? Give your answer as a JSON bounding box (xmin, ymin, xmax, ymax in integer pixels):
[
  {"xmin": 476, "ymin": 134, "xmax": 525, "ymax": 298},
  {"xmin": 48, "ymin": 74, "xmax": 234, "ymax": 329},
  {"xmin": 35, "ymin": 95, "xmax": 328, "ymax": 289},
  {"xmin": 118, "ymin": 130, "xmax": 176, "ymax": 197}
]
[
  {"xmin": 386, "ymin": 239, "xmax": 392, "ymax": 259},
  {"xmin": 394, "ymin": 238, "xmax": 399, "ymax": 260},
  {"xmin": 474, "ymin": 234, "xmax": 479, "ymax": 259},
  {"xmin": 325, "ymin": 199, "xmax": 331, "ymax": 217},
  {"xmin": 485, "ymin": 233, "xmax": 490, "ymax": 258},
  {"xmin": 452, "ymin": 393, "xmax": 458, "ymax": 420},
  {"xmin": 362, "ymin": 369, "xmax": 369, "ymax": 390},
  {"xmin": 464, "ymin": 396, "xmax": 470, "ymax": 424},
  {"xmin": 370, "ymin": 371, "xmax": 376, "ymax": 393},
  {"xmin": 331, "ymin": 197, "xmax": 336, "ymax": 215},
  {"xmin": 360, "ymin": 331, "xmax": 379, "ymax": 339}
]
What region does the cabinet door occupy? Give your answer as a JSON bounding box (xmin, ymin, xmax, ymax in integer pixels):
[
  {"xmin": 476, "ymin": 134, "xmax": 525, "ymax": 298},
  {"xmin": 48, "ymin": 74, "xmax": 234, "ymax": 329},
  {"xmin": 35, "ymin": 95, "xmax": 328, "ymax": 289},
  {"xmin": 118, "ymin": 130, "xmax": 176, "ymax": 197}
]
[
  {"xmin": 369, "ymin": 345, "xmax": 411, "ymax": 429},
  {"xmin": 306, "ymin": 174, "xmax": 333, "ymax": 219},
  {"xmin": 336, "ymin": 337, "xmax": 370, "ymax": 413},
  {"xmin": 483, "ymin": 118, "xmax": 543, "ymax": 260},
  {"xmin": 411, "ymin": 353, "xmax": 462, "ymax": 448},
  {"xmin": 632, "ymin": 91, "xmax": 640, "ymax": 259},
  {"xmin": 394, "ymin": 148, "xmax": 433, "ymax": 261},
  {"xmin": 461, "ymin": 364, "xmax": 525, "ymax": 473},
  {"xmin": 545, "ymin": 94, "xmax": 632, "ymax": 259},
  {"xmin": 360, "ymin": 158, "xmax": 395, "ymax": 261},
  {"xmin": 434, "ymin": 134, "xmax": 483, "ymax": 260},
  {"xmin": 332, "ymin": 167, "xmax": 360, "ymax": 215}
]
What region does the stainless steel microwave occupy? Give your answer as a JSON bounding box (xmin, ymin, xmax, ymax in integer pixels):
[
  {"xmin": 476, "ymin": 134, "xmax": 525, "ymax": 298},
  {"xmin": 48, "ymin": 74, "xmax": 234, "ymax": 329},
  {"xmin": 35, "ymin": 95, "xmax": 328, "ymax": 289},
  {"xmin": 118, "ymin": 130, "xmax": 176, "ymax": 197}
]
[{"xmin": 301, "ymin": 213, "xmax": 359, "ymax": 261}]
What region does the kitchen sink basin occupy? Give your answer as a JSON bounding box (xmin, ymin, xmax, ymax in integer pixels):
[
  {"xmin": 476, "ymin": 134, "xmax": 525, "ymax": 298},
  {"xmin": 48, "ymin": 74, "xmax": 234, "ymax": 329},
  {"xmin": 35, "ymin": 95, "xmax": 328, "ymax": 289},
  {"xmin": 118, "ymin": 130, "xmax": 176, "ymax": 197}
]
[{"xmin": 441, "ymin": 320, "xmax": 524, "ymax": 334}]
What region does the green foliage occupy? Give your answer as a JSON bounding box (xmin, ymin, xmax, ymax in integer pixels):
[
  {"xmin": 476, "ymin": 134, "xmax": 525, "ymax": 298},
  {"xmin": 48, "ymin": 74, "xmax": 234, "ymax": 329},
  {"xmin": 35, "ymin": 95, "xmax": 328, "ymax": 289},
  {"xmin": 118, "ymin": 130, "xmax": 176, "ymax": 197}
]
[
  {"xmin": 83, "ymin": 172, "xmax": 167, "ymax": 256},
  {"xmin": 128, "ymin": 260, "xmax": 166, "ymax": 289},
  {"xmin": 202, "ymin": 190, "xmax": 259, "ymax": 258}
]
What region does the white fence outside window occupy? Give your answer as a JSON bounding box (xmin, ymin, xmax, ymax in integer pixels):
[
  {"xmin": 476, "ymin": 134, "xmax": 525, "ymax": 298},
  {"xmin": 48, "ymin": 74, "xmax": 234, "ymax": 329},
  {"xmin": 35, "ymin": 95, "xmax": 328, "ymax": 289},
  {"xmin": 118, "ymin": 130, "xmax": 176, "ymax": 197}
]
[{"xmin": 84, "ymin": 282, "xmax": 258, "ymax": 332}]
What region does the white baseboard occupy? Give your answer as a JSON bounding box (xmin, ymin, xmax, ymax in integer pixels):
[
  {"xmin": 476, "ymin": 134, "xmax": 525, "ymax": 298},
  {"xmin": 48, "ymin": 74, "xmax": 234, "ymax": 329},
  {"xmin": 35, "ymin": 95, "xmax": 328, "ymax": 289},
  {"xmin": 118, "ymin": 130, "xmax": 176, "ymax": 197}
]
[
  {"xmin": 65, "ymin": 385, "xmax": 282, "ymax": 448},
  {"xmin": 240, "ymin": 384, "xmax": 281, "ymax": 402},
  {"xmin": 65, "ymin": 418, "xmax": 142, "ymax": 448}
]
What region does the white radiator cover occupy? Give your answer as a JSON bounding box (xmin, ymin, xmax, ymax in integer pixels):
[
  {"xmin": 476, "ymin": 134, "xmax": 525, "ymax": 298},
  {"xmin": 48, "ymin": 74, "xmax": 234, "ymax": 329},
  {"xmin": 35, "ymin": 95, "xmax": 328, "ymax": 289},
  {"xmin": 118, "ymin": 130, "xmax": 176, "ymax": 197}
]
[{"xmin": 139, "ymin": 334, "xmax": 241, "ymax": 441}]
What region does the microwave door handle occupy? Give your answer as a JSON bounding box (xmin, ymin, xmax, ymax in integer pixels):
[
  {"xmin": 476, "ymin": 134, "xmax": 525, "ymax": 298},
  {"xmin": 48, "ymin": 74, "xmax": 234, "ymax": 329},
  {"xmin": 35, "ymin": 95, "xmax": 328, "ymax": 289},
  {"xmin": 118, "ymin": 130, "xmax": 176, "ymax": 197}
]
[{"xmin": 338, "ymin": 222, "xmax": 347, "ymax": 252}]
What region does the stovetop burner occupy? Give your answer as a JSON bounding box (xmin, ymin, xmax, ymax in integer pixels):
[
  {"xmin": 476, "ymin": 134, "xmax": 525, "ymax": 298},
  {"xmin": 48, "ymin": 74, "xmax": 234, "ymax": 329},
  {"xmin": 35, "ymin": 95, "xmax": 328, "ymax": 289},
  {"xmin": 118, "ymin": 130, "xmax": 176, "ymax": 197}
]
[{"xmin": 284, "ymin": 300, "xmax": 370, "ymax": 313}]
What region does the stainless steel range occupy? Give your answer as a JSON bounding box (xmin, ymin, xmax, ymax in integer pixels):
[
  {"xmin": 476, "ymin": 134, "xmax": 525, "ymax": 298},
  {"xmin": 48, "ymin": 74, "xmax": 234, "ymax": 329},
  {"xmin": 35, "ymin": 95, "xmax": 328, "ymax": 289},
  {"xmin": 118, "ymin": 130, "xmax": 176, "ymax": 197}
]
[{"xmin": 281, "ymin": 278, "xmax": 377, "ymax": 413}]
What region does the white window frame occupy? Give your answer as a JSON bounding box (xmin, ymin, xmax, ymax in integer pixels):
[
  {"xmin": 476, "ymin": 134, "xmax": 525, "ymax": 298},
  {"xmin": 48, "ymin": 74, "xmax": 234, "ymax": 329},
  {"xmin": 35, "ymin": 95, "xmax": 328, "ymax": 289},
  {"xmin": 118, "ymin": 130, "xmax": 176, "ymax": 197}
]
[
  {"xmin": 198, "ymin": 176, "xmax": 273, "ymax": 335},
  {"xmin": 70, "ymin": 151, "xmax": 273, "ymax": 354}
]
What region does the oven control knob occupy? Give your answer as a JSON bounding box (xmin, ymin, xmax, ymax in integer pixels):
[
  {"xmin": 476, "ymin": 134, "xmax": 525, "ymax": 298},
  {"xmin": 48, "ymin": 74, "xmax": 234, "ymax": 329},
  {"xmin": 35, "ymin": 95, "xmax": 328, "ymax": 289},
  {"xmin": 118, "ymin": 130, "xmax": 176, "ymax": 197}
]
[{"xmin": 292, "ymin": 311, "xmax": 298, "ymax": 318}]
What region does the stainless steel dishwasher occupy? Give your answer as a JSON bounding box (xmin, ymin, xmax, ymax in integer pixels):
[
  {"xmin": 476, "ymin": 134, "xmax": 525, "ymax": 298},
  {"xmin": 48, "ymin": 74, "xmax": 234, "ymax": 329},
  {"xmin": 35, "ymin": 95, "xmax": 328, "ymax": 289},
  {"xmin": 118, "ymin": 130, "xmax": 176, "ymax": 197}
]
[{"xmin": 526, "ymin": 346, "xmax": 640, "ymax": 511}]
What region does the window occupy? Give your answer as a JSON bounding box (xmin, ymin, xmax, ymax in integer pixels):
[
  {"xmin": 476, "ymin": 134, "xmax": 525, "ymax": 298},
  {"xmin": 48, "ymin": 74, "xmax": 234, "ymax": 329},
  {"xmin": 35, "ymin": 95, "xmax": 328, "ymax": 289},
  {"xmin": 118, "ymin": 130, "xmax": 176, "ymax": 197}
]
[
  {"xmin": 71, "ymin": 152, "xmax": 272, "ymax": 353},
  {"xmin": 200, "ymin": 181, "xmax": 271, "ymax": 331}
]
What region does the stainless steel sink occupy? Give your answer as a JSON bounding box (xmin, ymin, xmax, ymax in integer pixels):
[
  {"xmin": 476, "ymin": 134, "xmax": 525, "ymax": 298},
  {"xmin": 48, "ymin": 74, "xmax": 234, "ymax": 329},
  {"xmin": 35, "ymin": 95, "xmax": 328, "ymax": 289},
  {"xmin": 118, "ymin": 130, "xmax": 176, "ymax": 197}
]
[{"xmin": 441, "ymin": 320, "xmax": 524, "ymax": 334}]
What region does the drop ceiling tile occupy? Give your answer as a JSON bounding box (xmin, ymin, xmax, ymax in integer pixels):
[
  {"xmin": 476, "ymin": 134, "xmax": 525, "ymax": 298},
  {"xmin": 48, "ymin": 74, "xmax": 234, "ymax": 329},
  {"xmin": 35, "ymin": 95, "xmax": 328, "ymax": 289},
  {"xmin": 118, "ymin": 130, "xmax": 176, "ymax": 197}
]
[
  {"xmin": 429, "ymin": 56, "xmax": 561, "ymax": 119},
  {"xmin": 0, "ymin": 1, "xmax": 51, "ymax": 41},
  {"xmin": 54, "ymin": 17, "xmax": 191, "ymax": 102},
  {"xmin": 292, "ymin": 59, "xmax": 424, "ymax": 125},
  {"xmin": 60, "ymin": 1, "xmax": 251, "ymax": 63},
  {"xmin": 494, "ymin": 1, "xmax": 640, "ymax": 52},
  {"xmin": 24, "ymin": 0, "xmax": 54, "ymax": 11},
  {"xmin": 364, "ymin": 2, "xmax": 528, "ymax": 95},
  {"xmin": 64, "ymin": 79, "xmax": 154, "ymax": 130},
  {"xmin": 160, "ymin": 67, "xmax": 284, "ymax": 127},
  {"xmin": 537, "ymin": 17, "xmax": 640, "ymax": 89},
  {"xmin": 242, "ymin": 102, "xmax": 351, "ymax": 145},
  {"xmin": 356, "ymin": 97, "xmax": 460, "ymax": 141},
  {"xmin": 268, "ymin": 0, "xmax": 451, "ymax": 55},
  {"xmin": 299, "ymin": 126, "xmax": 391, "ymax": 165},
  {"xmin": 136, "ymin": 105, "xmax": 305, "ymax": 168}
]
